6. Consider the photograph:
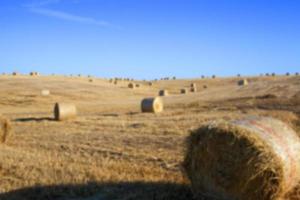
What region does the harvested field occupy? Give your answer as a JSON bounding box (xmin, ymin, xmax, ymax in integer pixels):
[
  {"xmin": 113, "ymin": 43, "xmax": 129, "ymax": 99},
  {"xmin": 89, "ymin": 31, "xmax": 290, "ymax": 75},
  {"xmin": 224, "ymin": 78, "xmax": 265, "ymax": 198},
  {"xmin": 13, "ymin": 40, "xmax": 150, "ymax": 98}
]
[{"xmin": 0, "ymin": 75, "xmax": 300, "ymax": 200}]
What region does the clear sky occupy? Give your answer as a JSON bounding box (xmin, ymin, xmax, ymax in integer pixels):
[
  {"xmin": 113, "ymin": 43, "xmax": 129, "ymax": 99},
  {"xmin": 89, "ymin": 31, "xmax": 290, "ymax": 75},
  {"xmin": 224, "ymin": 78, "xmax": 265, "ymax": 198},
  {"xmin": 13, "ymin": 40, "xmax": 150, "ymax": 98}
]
[{"xmin": 1, "ymin": 0, "xmax": 299, "ymax": 79}]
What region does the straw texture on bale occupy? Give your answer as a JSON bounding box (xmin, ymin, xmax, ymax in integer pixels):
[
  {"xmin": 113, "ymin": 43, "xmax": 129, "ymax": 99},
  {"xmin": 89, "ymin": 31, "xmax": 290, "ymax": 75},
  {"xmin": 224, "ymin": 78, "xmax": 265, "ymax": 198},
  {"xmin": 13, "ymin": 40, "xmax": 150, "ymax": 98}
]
[
  {"xmin": 180, "ymin": 88, "xmax": 188, "ymax": 94},
  {"xmin": 0, "ymin": 116, "xmax": 12, "ymax": 143},
  {"xmin": 41, "ymin": 90, "xmax": 50, "ymax": 96},
  {"xmin": 128, "ymin": 83, "xmax": 135, "ymax": 89},
  {"xmin": 158, "ymin": 90, "xmax": 169, "ymax": 96},
  {"xmin": 141, "ymin": 97, "xmax": 163, "ymax": 113},
  {"xmin": 183, "ymin": 117, "xmax": 300, "ymax": 200},
  {"xmin": 54, "ymin": 103, "xmax": 77, "ymax": 121},
  {"xmin": 238, "ymin": 79, "xmax": 248, "ymax": 86}
]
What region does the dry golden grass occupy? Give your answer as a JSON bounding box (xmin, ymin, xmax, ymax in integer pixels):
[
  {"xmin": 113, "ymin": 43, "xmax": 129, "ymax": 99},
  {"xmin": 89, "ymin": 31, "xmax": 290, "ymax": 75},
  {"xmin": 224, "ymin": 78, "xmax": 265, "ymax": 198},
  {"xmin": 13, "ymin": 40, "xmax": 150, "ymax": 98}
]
[{"xmin": 0, "ymin": 75, "xmax": 299, "ymax": 199}]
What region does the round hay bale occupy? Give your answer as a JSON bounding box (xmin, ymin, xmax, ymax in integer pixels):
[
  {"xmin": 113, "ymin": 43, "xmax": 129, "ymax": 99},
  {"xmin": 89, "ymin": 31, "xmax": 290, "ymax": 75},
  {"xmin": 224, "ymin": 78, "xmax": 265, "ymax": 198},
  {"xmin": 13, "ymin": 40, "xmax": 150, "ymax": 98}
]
[
  {"xmin": 158, "ymin": 90, "xmax": 169, "ymax": 96},
  {"xmin": 238, "ymin": 79, "xmax": 248, "ymax": 86},
  {"xmin": 190, "ymin": 83, "xmax": 197, "ymax": 88},
  {"xmin": 148, "ymin": 82, "xmax": 153, "ymax": 86},
  {"xmin": 41, "ymin": 90, "xmax": 50, "ymax": 96},
  {"xmin": 128, "ymin": 82, "xmax": 135, "ymax": 89},
  {"xmin": 141, "ymin": 97, "xmax": 163, "ymax": 113},
  {"xmin": 180, "ymin": 88, "xmax": 188, "ymax": 94},
  {"xmin": 183, "ymin": 117, "xmax": 300, "ymax": 200},
  {"xmin": 0, "ymin": 116, "xmax": 12, "ymax": 143},
  {"xmin": 190, "ymin": 87, "xmax": 197, "ymax": 92},
  {"xmin": 135, "ymin": 83, "xmax": 140, "ymax": 88},
  {"xmin": 89, "ymin": 79, "xmax": 93, "ymax": 82},
  {"xmin": 203, "ymin": 85, "xmax": 208, "ymax": 89},
  {"xmin": 54, "ymin": 103, "xmax": 77, "ymax": 121},
  {"xmin": 114, "ymin": 80, "xmax": 118, "ymax": 85}
]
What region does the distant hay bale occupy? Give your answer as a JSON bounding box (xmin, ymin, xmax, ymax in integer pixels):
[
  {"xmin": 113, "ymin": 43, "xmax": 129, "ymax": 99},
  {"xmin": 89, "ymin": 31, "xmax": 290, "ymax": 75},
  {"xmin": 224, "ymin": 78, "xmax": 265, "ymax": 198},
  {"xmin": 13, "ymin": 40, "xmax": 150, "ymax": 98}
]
[
  {"xmin": 114, "ymin": 80, "xmax": 118, "ymax": 85},
  {"xmin": 203, "ymin": 85, "xmax": 208, "ymax": 89},
  {"xmin": 128, "ymin": 83, "xmax": 135, "ymax": 89},
  {"xmin": 30, "ymin": 72, "xmax": 35, "ymax": 76},
  {"xmin": 148, "ymin": 82, "xmax": 153, "ymax": 86},
  {"xmin": 135, "ymin": 83, "xmax": 140, "ymax": 88},
  {"xmin": 238, "ymin": 79, "xmax": 248, "ymax": 86},
  {"xmin": 183, "ymin": 117, "xmax": 300, "ymax": 200},
  {"xmin": 190, "ymin": 83, "xmax": 197, "ymax": 88},
  {"xmin": 190, "ymin": 87, "xmax": 197, "ymax": 92},
  {"xmin": 180, "ymin": 88, "xmax": 188, "ymax": 94},
  {"xmin": 89, "ymin": 79, "xmax": 94, "ymax": 82},
  {"xmin": 54, "ymin": 103, "xmax": 77, "ymax": 121},
  {"xmin": 159, "ymin": 90, "xmax": 169, "ymax": 96},
  {"xmin": 141, "ymin": 97, "xmax": 163, "ymax": 113},
  {"xmin": 0, "ymin": 116, "xmax": 12, "ymax": 143},
  {"xmin": 41, "ymin": 90, "xmax": 50, "ymax": 96}
]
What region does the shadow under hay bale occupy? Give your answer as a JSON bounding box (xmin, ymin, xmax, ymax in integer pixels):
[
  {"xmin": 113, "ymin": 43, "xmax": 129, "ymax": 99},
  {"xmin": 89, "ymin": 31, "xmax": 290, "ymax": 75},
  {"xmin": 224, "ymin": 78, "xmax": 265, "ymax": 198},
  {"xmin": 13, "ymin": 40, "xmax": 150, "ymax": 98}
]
[
  {"xmin": 183, "ymin": 117, "xmax": 300, "ymax": 200},
  {"xmin": 141, "ymin": 97, "xmax": 163, "ymax": 113},
  {"xmin": 0, "ymin": 116, "xmax": 12, "ymax": 143},
  {"xmin": 0, "ymin": 181, "xmax": 192, "ymax": 200},
  {"xmin": 54, "ymin": 103, "xmax": 77, "ymax": 121}
]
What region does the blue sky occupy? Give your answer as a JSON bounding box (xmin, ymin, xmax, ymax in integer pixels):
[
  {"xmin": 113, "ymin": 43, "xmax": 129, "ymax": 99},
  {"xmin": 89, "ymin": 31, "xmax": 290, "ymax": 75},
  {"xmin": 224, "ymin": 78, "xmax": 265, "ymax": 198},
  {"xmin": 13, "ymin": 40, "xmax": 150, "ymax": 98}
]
[{"xmin": 1, "ymin": 0, "xmax": 299, "ymax": 79}]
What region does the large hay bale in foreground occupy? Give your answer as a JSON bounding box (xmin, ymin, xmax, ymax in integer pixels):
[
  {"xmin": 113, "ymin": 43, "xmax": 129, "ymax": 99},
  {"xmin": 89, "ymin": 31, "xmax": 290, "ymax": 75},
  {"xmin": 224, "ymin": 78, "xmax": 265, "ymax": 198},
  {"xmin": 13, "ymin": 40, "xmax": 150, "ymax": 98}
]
[
  {"xmin": 0, "ymin": 116, "xmax": 12, "ymax": 143},
  {"xmin": 183, "ymin": 117, "xmax": 300, "ymax": 200},
  {"xmin": 141, "ymin": 97, "xmax": 163, "ymax": 113},
  {"xmin": 159, "ymin": 90, "xmax": 169, "ymax": 96},
  {"xmin": 54, "ymin": 103, "xmax": 77, "ymax": 121}
]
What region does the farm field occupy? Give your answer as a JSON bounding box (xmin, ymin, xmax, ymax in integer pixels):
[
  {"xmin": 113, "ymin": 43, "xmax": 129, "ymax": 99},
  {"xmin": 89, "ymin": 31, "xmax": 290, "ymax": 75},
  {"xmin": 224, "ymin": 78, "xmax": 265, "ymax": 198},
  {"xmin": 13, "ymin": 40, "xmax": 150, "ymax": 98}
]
[{"xmin": 0, "ymin": 74, "xmax": 300, "ymax": 200}]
